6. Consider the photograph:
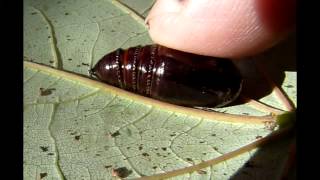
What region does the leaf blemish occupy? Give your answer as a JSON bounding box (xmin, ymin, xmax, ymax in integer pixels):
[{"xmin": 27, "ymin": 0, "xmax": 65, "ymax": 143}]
[
  {"xmin": 161, "ymin": 147, "xmax": 167, "ymax": 151},
  {"xmin": 112, "ymin": 167, "xmax": 133, "ymax": 178},
  {"xmin": 40, "ymin": 173, "xmax": 47, "ymax": 179},
  {"xmin": 65, "ymin": 12, "xmax": 69, "ymax": 15},
  {"xmin": 40, "ymin": 88, "xmax": 56, "ymax": 96},
  {"xmin": 74, "ymin": 135, "xmax": 81, "ymax": 140},
  {"xmin": 142, "ymin": 152, "xmax": 149, "ymax": 157},
  {"xmin": 105, "ymin": 165, "xmax": 112, "ymax": 169},
  {"xmin": 111, "ymin": 131, "xmax": 120, "ymax": 137},
  {"xmin": 40, "ymin": 146, "xmax": 49, "ymax": 152},
  {"xmin": 31, "ymin": 12, "xmax": 37, "ymax": 15}
]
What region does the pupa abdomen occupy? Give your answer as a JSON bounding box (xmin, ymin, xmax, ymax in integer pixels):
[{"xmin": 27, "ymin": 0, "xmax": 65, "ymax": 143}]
[{"xmin": 90, "ymin": 44, "xmax": 242, "ymax": 107}]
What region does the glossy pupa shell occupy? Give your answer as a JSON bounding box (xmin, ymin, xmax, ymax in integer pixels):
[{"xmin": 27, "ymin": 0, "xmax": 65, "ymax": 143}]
[{"xmin": 90, "ymin": 44, "xmax": 242, "ymax": 107}]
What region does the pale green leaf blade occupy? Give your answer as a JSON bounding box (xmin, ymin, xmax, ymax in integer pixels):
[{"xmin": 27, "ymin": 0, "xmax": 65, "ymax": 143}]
[
  {"xmin": 24, "ymin": 63, "xmax": 280, "ymax": 179},
  {"xmin": 24, "ymin": 0, "xmax": 152, "ymax": 75},
  {"xmin": 119, "ymin": 0, "xmax": 155, "ymax": 17}
]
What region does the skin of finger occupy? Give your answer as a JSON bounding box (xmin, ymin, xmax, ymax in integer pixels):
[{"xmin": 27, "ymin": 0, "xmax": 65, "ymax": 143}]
[{"xmin": 147, "ymin": 0, "xmax": 295, "ymax": 58}]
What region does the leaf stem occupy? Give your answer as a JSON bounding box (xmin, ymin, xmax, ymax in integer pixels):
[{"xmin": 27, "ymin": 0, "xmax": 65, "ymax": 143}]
[
  {"xmin": 132, "ymin": 126, "xmax": 293, "ymax": 180},
  {"xmin": 24, "ymin": 61, "xmax": 277, "ymax": 125},
  {"xmin": 240, "ymin": 95, "xmax": 284, "ymax": 115},
  {"xmin": 255, "ymin": 61, "xmax": 296, "ymax": 111},
  {"xmin": 111, "ymin": 0, "xmax": 146, "ymax": 27}
]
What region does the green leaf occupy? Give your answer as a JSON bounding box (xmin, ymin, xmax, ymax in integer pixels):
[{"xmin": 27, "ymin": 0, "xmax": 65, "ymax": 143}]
[
  {"xmin": 119, "ymin": 0, "xmax": 155, "ymax": 17},
  {"xmin": 24, "ymin": 63, "xmax": 286, "ymax": 179},
  {"xmin": 24, "ymin": 0, "xmax": 296, "ymax": 179}
]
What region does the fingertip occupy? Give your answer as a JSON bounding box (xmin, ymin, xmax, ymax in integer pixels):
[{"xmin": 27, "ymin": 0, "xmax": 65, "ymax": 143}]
[{"xmin": 146, "ymin": 0, "xmax": 296, "ymax": 58}]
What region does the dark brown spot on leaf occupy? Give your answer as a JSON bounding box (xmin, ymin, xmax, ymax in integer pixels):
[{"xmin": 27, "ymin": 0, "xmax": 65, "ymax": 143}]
[
  {"xmin": 47, "ymin": 153, "xmax": 54, "ymax": 156},
  {"xmin": 161, "ymin": 147, "xmax": 167, "ymax": 151},
  {"xmin": 111, "ymin": 131, "xmax": 120, "ymax": 137},
  {"xmin": 105, "ymin": 165, "xmax": 112, "ymax": 169},
  {"xmin": 285, "ymin": 85, "xmax": 294, "ymax": 88},
  {"xmin": 40, "ymin": 173, "xmax": 47, "ymax": 179},
  {"xmin": 186, "ymin": 158, "xmax": 193, "ymax": 162},
  {"xmin": 68, "ymin": 58, "xmax": 72, "ymax": 61},
  {"xmin": 49, "ymin": 61, "xmax": 54, "ymax": 63},
  {"xmin": 256, "ymin": 135, "xmax": 263, "ymax": 139},
  {"xmin": 75, "ymin": 135, "xmax": 81, "ymax": 140},
  {"xmin": 65, "ymin": 12, "xmax": 69, "ymax": 15},
  {"xmin": 40, "ymin": 88, "xmax": 56, "ymax": 96},
  {"xmin": 142, "ymin": 152, "xmax": 149, "ymax": 157},
  {"xmin": 152, "ymin": 166, "xmax": 157, "ymax": 169},
  {"xmin": 112, "ymin": 167, "xmax": 132, "ymax": 178},
  {"xmin": 31, "ymin": 12, "xmax": 37, "ymax": 15},
  {"xmin": 40, "ymin": 146, "xmax": 49, "ymax": 152},
  {"xmin": 82, "ymin": 63, "xmax": 90, "ymax": 66}
]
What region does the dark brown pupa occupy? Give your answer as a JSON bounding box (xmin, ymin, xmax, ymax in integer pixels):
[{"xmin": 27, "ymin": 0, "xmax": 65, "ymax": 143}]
[{"xmin": 90, "ymin": 44, "xmax": 242, "ymax": 107}]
